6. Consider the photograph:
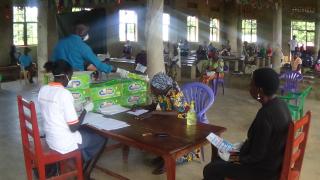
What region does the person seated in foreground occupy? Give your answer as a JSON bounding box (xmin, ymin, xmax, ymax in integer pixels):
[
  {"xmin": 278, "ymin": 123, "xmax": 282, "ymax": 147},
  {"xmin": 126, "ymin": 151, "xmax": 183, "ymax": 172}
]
[
  {"xmin": 38, "ymin": 60, "xmax": 107, "ymax": 179},
  {"xmin": 203, "ymin": 68, "xmax": 292, "ymax": 180},
  {"xmin": 144, "ymin": 72, "xmax": 200, "ymax": 174}
]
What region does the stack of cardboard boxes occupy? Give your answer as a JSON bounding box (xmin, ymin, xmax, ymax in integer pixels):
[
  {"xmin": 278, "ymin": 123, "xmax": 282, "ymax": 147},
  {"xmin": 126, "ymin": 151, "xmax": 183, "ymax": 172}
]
[{"xmin": 44, "ymin": 72, "xmax": 148, "ymax": 112}]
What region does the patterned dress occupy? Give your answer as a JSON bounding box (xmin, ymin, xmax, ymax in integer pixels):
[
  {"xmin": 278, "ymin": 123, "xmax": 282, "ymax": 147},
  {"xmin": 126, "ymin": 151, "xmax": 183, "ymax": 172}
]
[{"xmin": 153, "ymin": 88, "xmax": 201, "ymax": 164}]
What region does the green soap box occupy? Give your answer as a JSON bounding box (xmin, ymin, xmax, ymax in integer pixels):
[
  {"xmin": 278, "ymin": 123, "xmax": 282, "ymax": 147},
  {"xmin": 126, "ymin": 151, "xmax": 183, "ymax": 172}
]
[
  {"xmin": 67, "ymin": 71, "xmax": 91, "ymax": 89},
  {"xmin": 90, "ymin": 80, "xmax": 122, "ymax": 101},
  {"xmin": 120, "ymin": 92, "xmax": 147, "ymax": 107},
  {"xmin": 68, "ymin": 89, "xmax": 88, "ymax": 102},
  {"xmin": 93, "ymin": 98, "xmax": 119, "ymax": 112},
  {"xmin": 122, "ymin": 79, "xmax": 147, "ymax": 95}
]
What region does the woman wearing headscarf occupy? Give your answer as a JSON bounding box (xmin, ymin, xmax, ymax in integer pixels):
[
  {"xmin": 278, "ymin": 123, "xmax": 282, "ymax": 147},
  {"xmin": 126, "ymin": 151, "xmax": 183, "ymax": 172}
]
[
  {"xmin": 147, "ymin": 72, "xmax": 200, "ymax": 174},
  {"xmin": 203, "ymin": 68, "xmax": 292, "ymax": 180}
]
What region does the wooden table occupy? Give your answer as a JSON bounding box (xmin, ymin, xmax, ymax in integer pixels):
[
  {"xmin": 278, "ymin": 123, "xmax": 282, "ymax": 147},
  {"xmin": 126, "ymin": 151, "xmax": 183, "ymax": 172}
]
[
  {"xmin": 221, "ymin": 56, "xmax": 243, "ymax": 72},
  {"xmin": 86, "ymin": 112, "xmax": 226, "ymax": 180}
]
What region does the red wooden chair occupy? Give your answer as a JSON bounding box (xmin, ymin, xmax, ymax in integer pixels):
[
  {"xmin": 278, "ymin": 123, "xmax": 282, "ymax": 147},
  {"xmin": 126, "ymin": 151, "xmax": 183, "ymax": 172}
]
[
  {"xmin": 279, "ymin": 111, "xmax": 311, "ymax": 180},
  {"xmin": 226, "ymin": 111, "xmax": 311, "ymax": 180},
  {"xmin": 17, "ymin": 95, "xmax": 83, "ymax": 180}
]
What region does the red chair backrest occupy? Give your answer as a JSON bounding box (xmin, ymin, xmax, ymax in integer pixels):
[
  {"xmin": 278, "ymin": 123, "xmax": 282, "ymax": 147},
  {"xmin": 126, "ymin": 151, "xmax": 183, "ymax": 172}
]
[
  {"xmin": 280, "ymin": 111, "xmax": 311, "ymax": 180},
  {"xmin": 17, "ymin": 95, "xmax": 43, "ymax": 160}
]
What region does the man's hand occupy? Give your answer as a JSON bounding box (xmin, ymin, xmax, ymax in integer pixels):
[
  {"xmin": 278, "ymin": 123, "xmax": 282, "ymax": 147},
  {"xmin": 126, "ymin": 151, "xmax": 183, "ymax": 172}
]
[{"xmin": 84, "ymin": 102, "xmax": 94, "ymax": 112}]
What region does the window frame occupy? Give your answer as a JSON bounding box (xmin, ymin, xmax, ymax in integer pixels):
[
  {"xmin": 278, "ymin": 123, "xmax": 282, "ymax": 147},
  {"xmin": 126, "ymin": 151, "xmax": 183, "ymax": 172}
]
[
  {"xmin": 119, "ymin": 10, "xmax": 138, "ymax": 42},
  {"xmin": 163, "ymin": 13, "xmax": 170, "ymax": 42},
  {"xmin": 187, "ymin": 16, "xmax": 198, "ymax": 42},
  {"xmin": 210, "ymin": 18, "xmax": 219, "ymax": 42},
  {"xmin": 241, "ymin": 19, "xmax": 257, "ymax": 43},
  {"xmin": 291, "ymin": 20, "xmax": 315, "ymax": 47},
  {"xmin": 13, "ymin": 6, "xmax": 38, "ymax": 46}
]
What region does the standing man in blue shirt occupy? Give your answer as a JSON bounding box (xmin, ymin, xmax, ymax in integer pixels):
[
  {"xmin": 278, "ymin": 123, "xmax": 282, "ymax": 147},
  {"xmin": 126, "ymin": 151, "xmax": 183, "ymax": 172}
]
[
  {"xmin": 19, "ymin": 47, "xmax": 35, "ymax": 83},
  {"xmin": 52, "ymin": 21, "xmax": 128, "ymax": 76}
]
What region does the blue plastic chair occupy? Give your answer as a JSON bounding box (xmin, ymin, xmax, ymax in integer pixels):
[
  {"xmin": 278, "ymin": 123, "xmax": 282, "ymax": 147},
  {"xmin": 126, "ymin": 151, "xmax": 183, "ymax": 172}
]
[
  {"xmin": 211, "ymin": 65, "xmax": 229, "ymax": 96},
  {"xmin": 182, "ymin": 82, "xmax": 215, "ymax": 124},
  {"xmin": 279, "ymin": 71, "xmax": 303, "ymax": 95},
  {"xmin": 182, "ymin": 82, "xmax": 215, "ymax": 162}
]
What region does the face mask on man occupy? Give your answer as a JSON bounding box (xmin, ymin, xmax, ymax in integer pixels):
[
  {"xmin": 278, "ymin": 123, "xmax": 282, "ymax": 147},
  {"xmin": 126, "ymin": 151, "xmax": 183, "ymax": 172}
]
[{"xmin": 82, "ymin": 33, "xmax": 89, "ymax": 41}]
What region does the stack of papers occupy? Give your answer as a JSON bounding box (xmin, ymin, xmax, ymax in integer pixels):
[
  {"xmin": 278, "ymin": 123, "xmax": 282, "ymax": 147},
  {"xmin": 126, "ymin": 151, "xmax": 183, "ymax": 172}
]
[
  {"xmin": 83, "ymin": 112, "xmax": 130, "ymax": 130},
  {"xmin": 126, "ymin": 109, "xmax": 149, "ymax": 116},
  {"xmin": 99, "ymin": 105, "xmax": 129, "ymax": 115}
]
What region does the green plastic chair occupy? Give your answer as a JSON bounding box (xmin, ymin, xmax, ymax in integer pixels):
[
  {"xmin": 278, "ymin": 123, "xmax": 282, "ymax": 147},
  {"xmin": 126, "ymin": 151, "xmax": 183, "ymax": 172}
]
[{"xmin": 279, "ymin": 86, "xmax": 312, "ymax": 120}]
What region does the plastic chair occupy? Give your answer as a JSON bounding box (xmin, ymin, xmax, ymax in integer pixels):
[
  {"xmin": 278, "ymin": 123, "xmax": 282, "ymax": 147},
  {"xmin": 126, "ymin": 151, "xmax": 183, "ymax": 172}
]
[
  {"xmin": 280, "ymin": 111, "xmax": 311, "ymax": 180},
  {"xmin": 279, "ymin": 71, "xmax": 303, "ymax": 95},
  {"xmin": 182, "ymin": 82, "xmax": 215, "ymax": 162},
  {"xmin": 211, "ymin": 65, "xmax": 229, "ymax": 96},
  {"xmin": 17, "ymin": 95, "xmax": 83, "ymax": 180},
  {"xmin": 182, "ymin": 82, "xmax": 215, "ymax": 124},
  {"xmin": 280, "ymin": 86, "xmax": 312, "ymax": 120}
]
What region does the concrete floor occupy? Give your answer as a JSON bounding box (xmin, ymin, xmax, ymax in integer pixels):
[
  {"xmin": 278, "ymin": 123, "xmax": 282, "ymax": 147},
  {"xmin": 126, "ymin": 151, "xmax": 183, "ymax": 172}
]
[{"xmin": 0, "ymin": 77, "xmax": 319, "ymax": 180}]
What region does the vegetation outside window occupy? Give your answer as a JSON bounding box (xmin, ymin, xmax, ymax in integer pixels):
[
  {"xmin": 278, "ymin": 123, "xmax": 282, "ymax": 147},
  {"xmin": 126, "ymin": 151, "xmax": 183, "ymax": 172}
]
[
  {"xmin": 187, "ymin": 16, "xmax": 198, "ymax": 42},
  {"xmin": 291, "ymin": 21, "xmax": 315, "ymax": 48},
  {"xmin": 210, "ymin": 18, "xmax": 219, "ymax": 42},
  {"xmin": 163, "ymin": 13, "xmax": 170, "ymax": 42},
  {"xmin": 119, "ymin": 10, "xmax": 138, "ymax": 42},
  {"xmin": 13, "ymin": 6, "xmax": 38, "ymax": 46},
  {"xmin": 241, "ymin": 19, "xmax": 257, "ymax": 43}
]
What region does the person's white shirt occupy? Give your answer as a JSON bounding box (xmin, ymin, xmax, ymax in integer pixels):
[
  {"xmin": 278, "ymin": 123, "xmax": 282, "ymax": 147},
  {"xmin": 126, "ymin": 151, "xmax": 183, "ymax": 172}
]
[
  {"xmin": 288, "ymin": 39, "xmax": 298, "ymax": 51},
  {"xmin": 38, "ymin": 82, "xmax": 82, "ymax": 154}
]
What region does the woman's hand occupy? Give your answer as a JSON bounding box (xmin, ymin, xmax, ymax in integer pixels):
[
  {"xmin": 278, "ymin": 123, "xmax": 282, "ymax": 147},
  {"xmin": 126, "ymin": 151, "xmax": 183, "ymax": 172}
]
[{"xmin": 229, "ymin": 152, "xmax": 240, "ymax": 164}]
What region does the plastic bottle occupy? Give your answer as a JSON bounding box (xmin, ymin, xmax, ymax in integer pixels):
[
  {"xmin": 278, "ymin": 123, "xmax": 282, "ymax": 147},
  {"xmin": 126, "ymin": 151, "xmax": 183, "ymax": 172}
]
[{"xmin": 186, "ymin": 101, "xmax": 196, "ymax": 125}]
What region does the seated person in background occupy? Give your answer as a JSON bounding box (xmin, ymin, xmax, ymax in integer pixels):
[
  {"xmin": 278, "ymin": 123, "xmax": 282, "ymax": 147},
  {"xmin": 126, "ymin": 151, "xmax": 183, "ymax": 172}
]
[
  {"xmin": 291, "ymin": 52, "xmax": 302, "ymax": 74},
  {"xmin": 135, "ymin": 49, "xmax": 147, "ymax": 74},
  {"xmin": 196, "ymin": 45, "xmax": 209, "ymax": 74},
  {"xmin": 38, "ymin": 60, "xmax": 107, "ymax": 179},
  {"xmin": 266, "ymin": 43, "xmax": 273, "ymax": 59},
  {"xmin": 179, "ymin": 39, "xmax": 189, "ymax": 56},
  {"xmin": 146, "ymin": 72, "xmax": 200, "ymax": 174},
  {"xmin": 225, "ymin": 40, "xmax": 231, "ymax": 52},
  {"xmin": 203, "ymin": 68, "xmax": 291, "ymax": 180},
  {"xmin": 123, "ymin": 40, "xmax": 133, "ymax": 59},
  {"xmin": 208, "ymin": 42, "xmax": 217, "ymax": 60},
  {"xmin": 19, "ymin": 47, "xmax": 35, "ymax": 83},
  {"xmin": 10, "ymin": 44, "xmax": 19, "ymax": 65}
]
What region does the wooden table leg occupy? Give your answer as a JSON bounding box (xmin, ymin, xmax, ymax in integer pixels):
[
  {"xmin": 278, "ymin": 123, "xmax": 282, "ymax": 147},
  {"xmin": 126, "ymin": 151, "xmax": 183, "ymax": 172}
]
[{"xmin": 163, "ymin": 155, "xmax": 176, "ymax": 180}]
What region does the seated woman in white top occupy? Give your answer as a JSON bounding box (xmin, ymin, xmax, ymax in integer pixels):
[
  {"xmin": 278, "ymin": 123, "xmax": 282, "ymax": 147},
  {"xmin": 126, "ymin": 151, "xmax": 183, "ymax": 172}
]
[{"xmin": 38, "ymin": 60, "xmax": 106, "ymax": 179}]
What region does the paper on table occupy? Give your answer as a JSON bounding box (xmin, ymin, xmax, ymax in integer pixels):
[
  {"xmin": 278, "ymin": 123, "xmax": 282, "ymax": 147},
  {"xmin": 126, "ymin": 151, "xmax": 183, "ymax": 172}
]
[
  {"xmin": 82, "ymin": 112, "xmax": 130, "ymax": 130},
  {"xmin": 99, "ymin": 105, "xmax": 129, "ymax": 115},
  {"xmin": 206, "ymin": 132, "xmax": 234, "ymax": 152},
  {"xmin": 126, "ymin": 109, "xmax": 149, "ymax": 116}
]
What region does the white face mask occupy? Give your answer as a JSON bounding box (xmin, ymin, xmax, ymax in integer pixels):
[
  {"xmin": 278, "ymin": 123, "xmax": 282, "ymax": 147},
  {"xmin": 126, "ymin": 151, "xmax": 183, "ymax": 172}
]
[
  {"xmin": 82, "ymin": 34, "xmax": 89, "ymax": 41},
  {"xmin": 53, "ymin": 74, "xmax": 70, "ymax": 83}
]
